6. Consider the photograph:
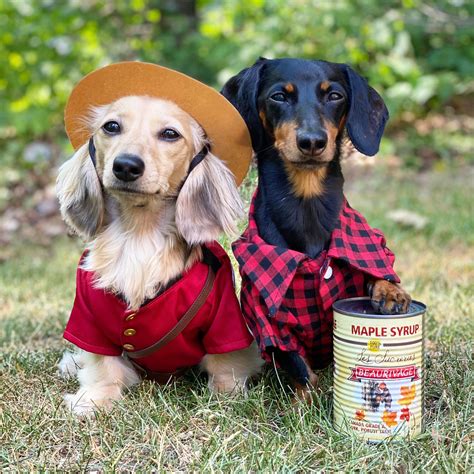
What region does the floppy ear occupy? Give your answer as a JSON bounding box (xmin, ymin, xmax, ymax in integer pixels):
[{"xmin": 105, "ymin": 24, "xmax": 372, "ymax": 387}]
[
  {"xmin": 221, "ymin": 58, "xmax": 268, "ymax": 152},
  {"xmin": 344, "ymin": 66, "xmax": 389, "ymax": 156},
  {"xmin": 56, "ymin": 143, "xmax": 105, "ymax": 239},
  {"xmin": 175, "ymin": 152, "xmax": 243, "ymax": 245}
]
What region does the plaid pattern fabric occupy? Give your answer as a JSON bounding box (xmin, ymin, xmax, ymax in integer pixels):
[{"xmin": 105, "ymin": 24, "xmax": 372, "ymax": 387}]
[{"xmin": 233, "ymin": 189, "xmax": 400, "ymax": 368}]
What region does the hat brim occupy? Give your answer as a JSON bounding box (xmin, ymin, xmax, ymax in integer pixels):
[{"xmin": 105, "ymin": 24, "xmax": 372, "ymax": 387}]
[{"xmin": 64, "ymin": 62, "xmax": 252, "ymax": 186}]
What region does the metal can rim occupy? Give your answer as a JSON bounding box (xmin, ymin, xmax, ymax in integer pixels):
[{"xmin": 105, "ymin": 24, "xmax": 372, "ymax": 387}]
[{"xmin": 333, "ymin": 297, "xmax": 427, "ymax": 319}]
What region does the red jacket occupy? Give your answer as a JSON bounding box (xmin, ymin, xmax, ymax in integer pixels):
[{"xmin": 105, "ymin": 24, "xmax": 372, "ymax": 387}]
[
  {"xmin": 64, "ymin": 243, "xmax": 253, "ymax": 374},
  {"xmin": 233, "ymin": 190, "xmax": 399, "ymax": 368}
]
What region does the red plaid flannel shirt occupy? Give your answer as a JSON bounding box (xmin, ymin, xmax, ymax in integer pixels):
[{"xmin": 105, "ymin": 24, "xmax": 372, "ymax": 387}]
[{"xmin": 232, "ymin": 189, "xmax": 400, "ymax": 368}]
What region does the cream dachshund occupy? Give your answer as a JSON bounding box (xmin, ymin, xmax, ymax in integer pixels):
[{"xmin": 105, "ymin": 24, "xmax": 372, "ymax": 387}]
[{"xmin": 56, "ymin": 63, "xmax": 261, "ymax": 415}]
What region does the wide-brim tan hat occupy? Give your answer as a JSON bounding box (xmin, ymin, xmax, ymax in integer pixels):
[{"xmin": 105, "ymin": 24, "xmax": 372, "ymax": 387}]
[{"xmin": 64, "ymin": 61, "xmax": 252, "ymax": 185}]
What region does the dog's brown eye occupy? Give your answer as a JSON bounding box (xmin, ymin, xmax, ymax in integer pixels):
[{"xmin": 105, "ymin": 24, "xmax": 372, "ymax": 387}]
[
  {"xmin": 270, "ymin": 92, "xmax": 287, "ymax": 103},
  {"xmin": 102, "ymin": 121, "xmax": 121, "ymax": 134},
  {"xmin": 160, "ymin": 129, "xmax": 181, "ymax": 141},
  {"xmin": 328, "ymin": 92, "xmax": 343, "ymax": 101}
]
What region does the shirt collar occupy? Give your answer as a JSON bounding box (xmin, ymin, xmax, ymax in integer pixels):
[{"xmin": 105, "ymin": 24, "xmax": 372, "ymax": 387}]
[{"xmin": 233, "ymin": 188, "xmax": 398, "ymax": 314}]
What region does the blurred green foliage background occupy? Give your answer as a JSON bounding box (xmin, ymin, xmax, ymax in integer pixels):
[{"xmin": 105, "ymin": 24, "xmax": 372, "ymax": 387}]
[
  {"xmin": 1, "ymin": 0, "xmax": 473, "ymax": 153},
  {"xmin": 0, "ymin": 0, "xmax": 472, "ymax": 231}
]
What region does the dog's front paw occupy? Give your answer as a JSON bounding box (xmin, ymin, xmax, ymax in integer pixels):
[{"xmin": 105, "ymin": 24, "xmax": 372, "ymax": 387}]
[
  {"xmin": 64, "ymin": 392, "xmax": 99, "ymax": 416},
  {"xmin": 208, "ymin": 375, "xmax": 247, "ymax": 395},
  {"xmin": 58, "ymin": 351, "xmax": 84, "ymax": 379},
  {"xmin": 369, "ymin": 280, "xmax": 411, "ymax": 315},
  {"xmin": 64, "ymin": 385, "xmax": 121, "ymax": 416},
  {"xmin": 292, "ymin": 372, "xmax": 319, "ymax": 406}
]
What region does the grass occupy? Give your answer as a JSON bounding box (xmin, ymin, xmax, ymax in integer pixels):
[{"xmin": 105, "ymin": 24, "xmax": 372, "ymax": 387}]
[{"xmin": 1, "ymin": 164, "xmax": 473, "ymax": 472}]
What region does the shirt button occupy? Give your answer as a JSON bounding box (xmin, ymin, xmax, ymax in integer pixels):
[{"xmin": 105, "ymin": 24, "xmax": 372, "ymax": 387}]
[
  {"xmin": 125, "ymin": 313, "xmax": 136, "ymax": 321},
  {"xmin": 124, "ymin": 328, "xmax": 136, "ymax": 336},
  {"xmin": 123, "ymin": 344, "xmax": 135, "ymax": 351},
  {"xmin": 324, "ymin": 265, "xmax": 333, "ymax": 280}
]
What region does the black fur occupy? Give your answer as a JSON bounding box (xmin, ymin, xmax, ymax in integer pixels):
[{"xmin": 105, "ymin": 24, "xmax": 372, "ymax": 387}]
[
  {"xmin": 255, "ymin": 154, "xmax": 344, "ymax": 258},
  {"xmin": 344, "ymin": 65, "xmax": 389, "ymax": 156},
  {"xmin": 222, "ymin": 58, "xmax": 389, "ymax": 386},
  {"xmin": 272, "ymin": 349, "xmax": 310, "ymax": 386},
  {"xmin": 222, "ymin": 58, "xmax": 388, "ymax": 258}
]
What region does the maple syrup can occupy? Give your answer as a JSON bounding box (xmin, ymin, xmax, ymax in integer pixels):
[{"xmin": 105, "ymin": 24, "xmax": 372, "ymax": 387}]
[{"xmin": 333, "ymin": 297, "xmax": 426, "ymax": 442}]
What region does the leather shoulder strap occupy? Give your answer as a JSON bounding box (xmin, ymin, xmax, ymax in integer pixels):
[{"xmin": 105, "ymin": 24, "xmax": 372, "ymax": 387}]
[{"xmin": 126, "ymin": 265, "xmax": 215, "ymax": 359}]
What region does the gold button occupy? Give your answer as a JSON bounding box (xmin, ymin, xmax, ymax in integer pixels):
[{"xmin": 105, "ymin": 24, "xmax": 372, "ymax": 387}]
[
  {"xmin": 123, "ymin": 344, "xmax": 135, "ymax": 351},
  {"xmin": 125, "ymin": 313, "xmax": 136, "ymax": 321},
  {"xmin": 124, "ymin": 328, "xmax": 136, "ymax": 337}
]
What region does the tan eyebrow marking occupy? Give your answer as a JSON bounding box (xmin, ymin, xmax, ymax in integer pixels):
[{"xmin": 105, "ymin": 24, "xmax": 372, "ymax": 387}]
[{"xmin": 320, "ymin": 81, "xmax": 331, "ymax": 91}]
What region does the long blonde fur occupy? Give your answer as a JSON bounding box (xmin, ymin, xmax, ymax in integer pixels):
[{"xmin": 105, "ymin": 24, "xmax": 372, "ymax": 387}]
[
  {"xmin": 56, "ymin": 143, "xmax": 104, "ymax": 240},
  {"xmin": 56, "ymin": 96, "xmax": 261, "ymax": 414},
  {"xmin": 83, "ymin": 202, "xmax": 201, "ymax": 310},
  {"xmin": 176, "ymin": 152, "xmax": 243, "ymax": 245},
  {"xmin": 57, "ymin": 97, "xmax": 245, "ymax": 309}
]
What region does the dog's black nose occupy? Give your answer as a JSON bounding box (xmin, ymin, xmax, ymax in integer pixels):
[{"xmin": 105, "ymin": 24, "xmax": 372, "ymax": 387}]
[
  {"xmin": 296, "ymin": 131, "xmax": 328, "ymax": 156},
  {"xmin": 113, "ymin": 154, "xmax": 145, "ymax": 182}
]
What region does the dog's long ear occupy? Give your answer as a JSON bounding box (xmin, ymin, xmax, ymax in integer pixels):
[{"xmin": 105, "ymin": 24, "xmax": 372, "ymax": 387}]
[
  {"xmin": 344, "ymin": 66, "xmax": 389, "ymax": 156},
  {"xmin": 175, "ymin": 152, "xmax": 243, "ymax": 245},
  {"xmin": 221, "ymin": 58, "xmax": 267, "ymax": 152},
  {"xmin": 56, "ymin": 143, "xmax": 104, "ymax": 239}
]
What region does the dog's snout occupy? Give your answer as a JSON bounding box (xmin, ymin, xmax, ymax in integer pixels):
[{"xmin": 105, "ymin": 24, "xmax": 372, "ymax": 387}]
[
  {"xmin": 296, "ymin": 131, "xmax": 328, "ymax": 156},
  {"xmin": 113, "ymin": 154, "xmax": 145, "ymax": 182}
]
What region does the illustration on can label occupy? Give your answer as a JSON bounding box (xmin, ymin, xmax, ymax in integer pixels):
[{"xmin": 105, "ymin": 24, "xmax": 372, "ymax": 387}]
[{"xmin": 333, "ymin": 298, "xmax": 425, "ymax": 442}]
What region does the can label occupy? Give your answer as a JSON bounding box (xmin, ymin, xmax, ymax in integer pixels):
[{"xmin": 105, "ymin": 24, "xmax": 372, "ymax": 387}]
[{"xmin": 333, "ymin": 309, "xmax": 423, "ymax": 441}]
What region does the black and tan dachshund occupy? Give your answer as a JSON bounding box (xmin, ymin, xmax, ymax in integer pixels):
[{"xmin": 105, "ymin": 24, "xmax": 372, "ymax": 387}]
[{"xmin": 222, "ymin": 58, "xmax": 411, "ymax": 399}]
